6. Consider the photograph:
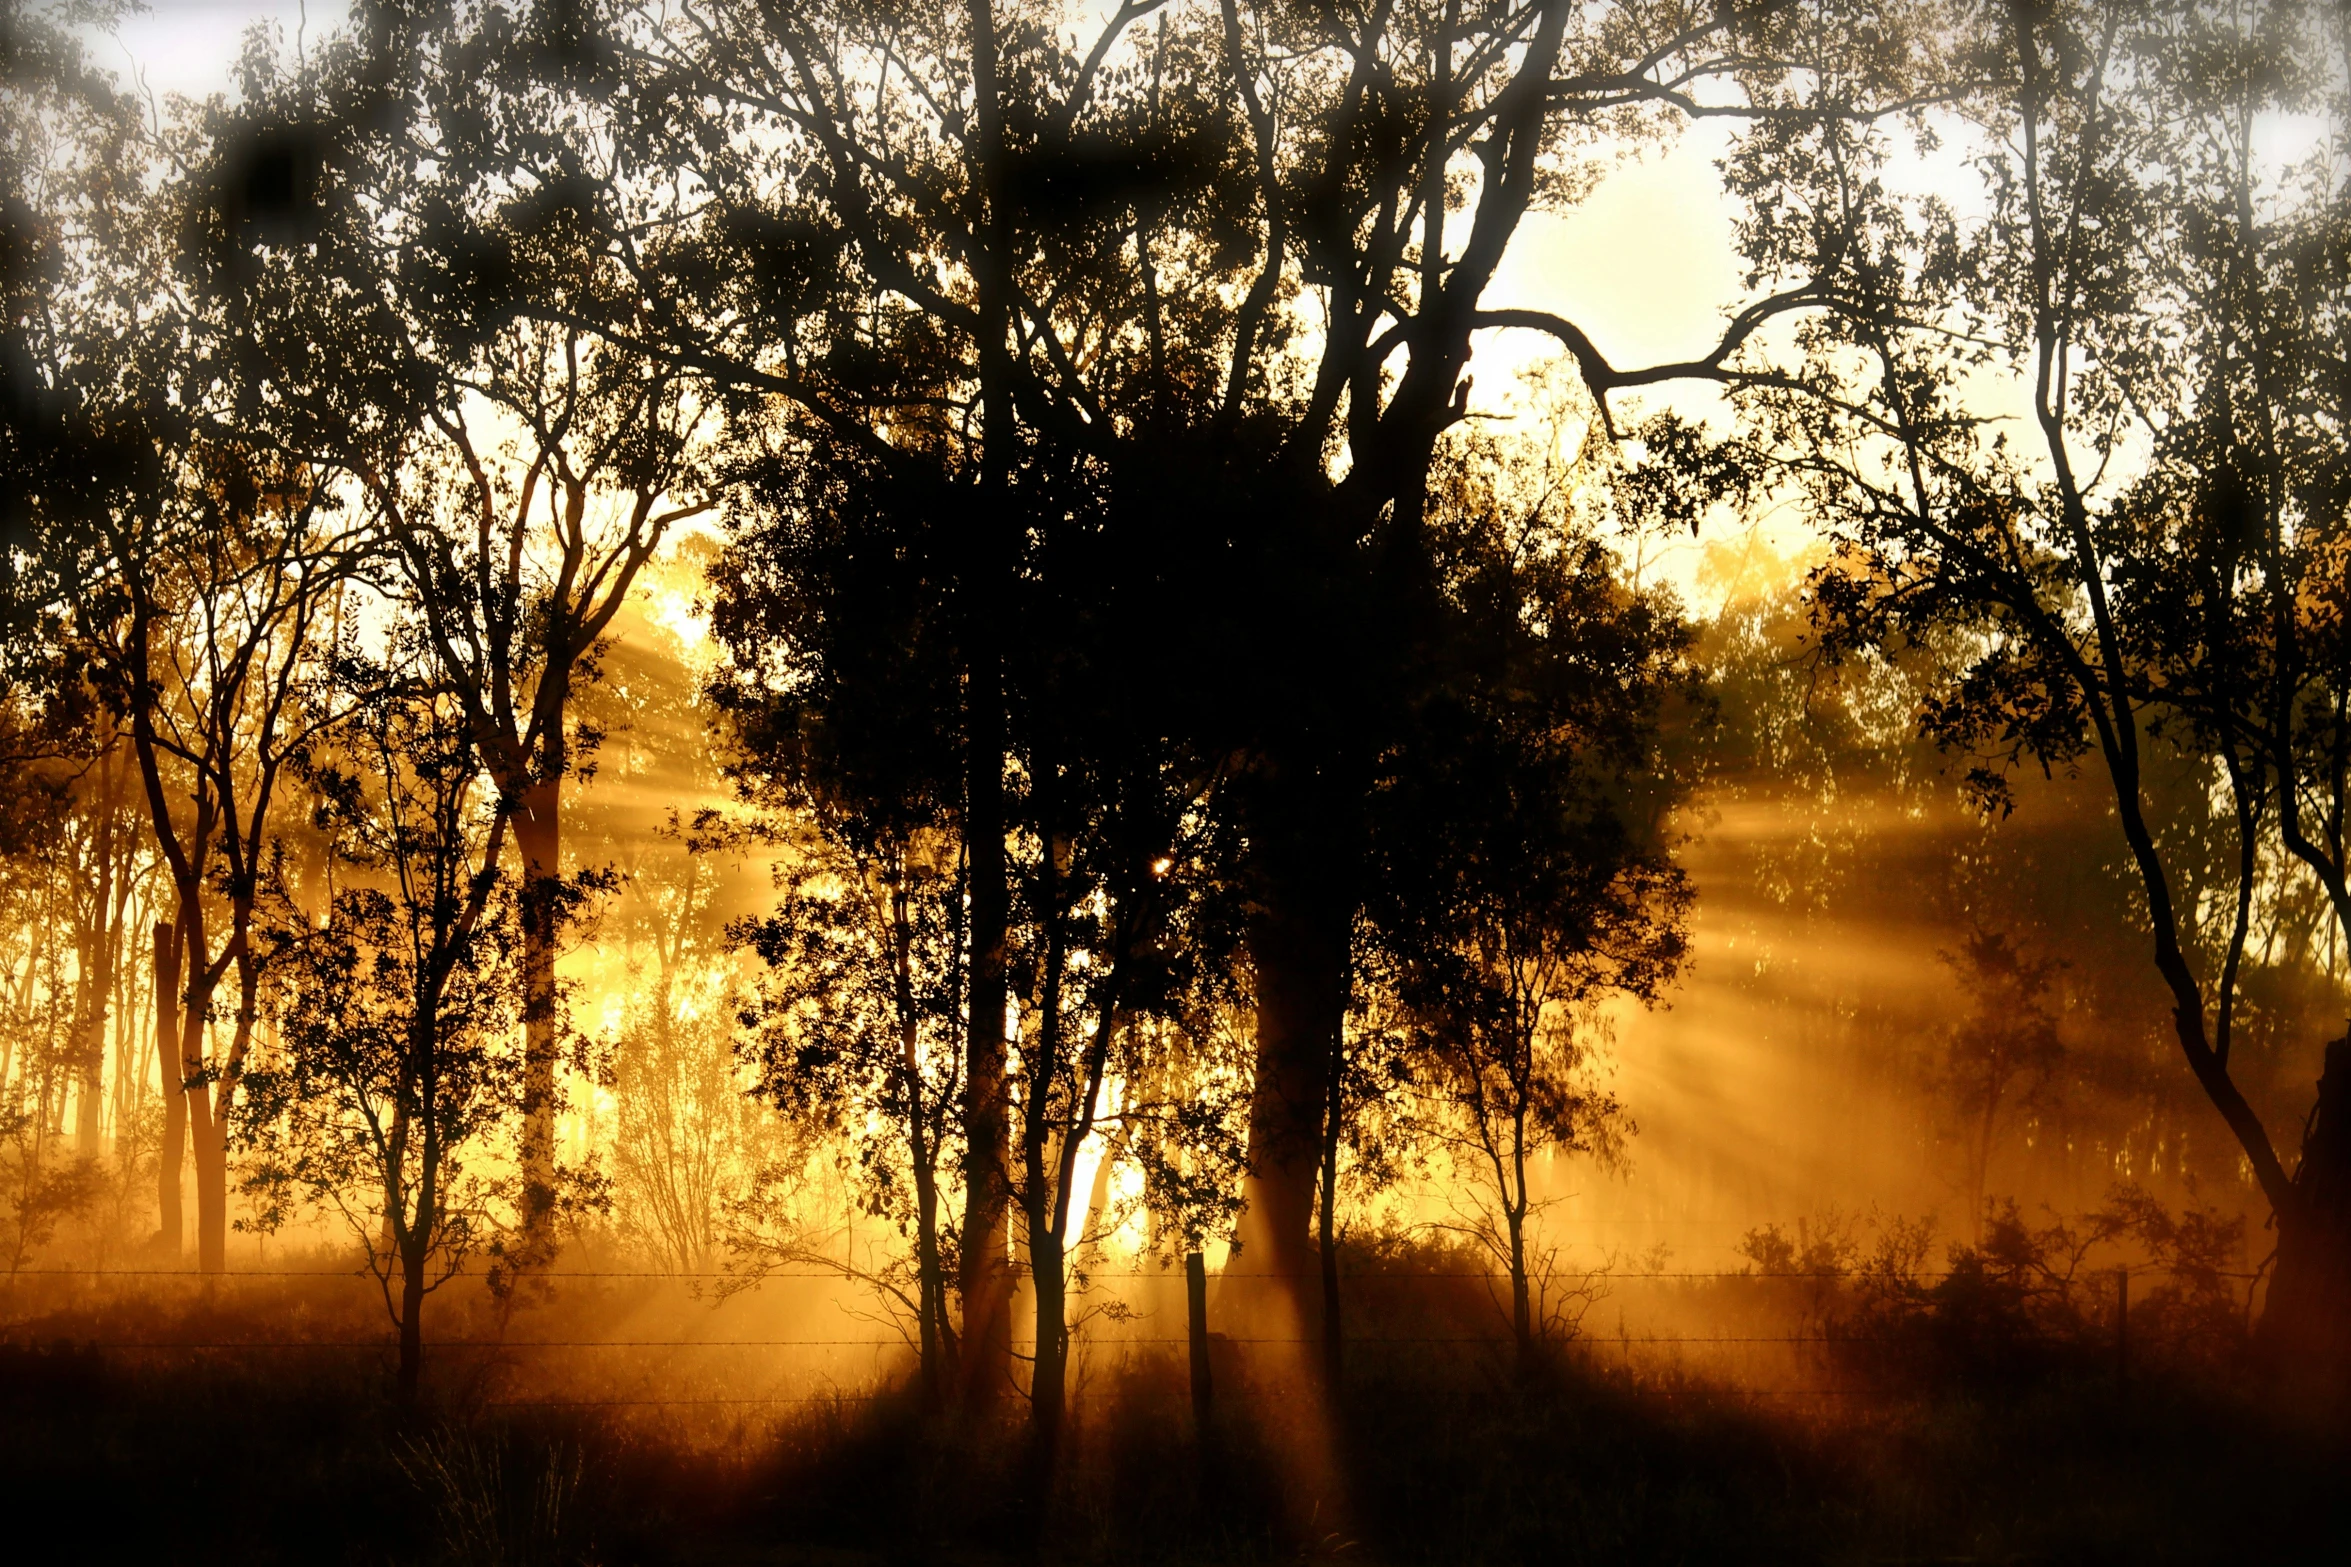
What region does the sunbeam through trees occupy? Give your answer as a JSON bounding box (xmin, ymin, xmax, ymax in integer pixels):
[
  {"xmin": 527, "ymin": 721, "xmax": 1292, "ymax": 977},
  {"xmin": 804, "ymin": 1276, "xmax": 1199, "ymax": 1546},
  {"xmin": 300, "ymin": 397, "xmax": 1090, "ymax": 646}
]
[{"xmin": 4, "ymin": 1, "xmax": 2351, "ymax": 1561}]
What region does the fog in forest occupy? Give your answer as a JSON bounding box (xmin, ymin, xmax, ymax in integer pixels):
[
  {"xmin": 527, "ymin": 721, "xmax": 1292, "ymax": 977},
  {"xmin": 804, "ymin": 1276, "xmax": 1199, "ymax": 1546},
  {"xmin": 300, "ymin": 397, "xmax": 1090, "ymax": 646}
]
[{"xmin": 5, "ymin": 1, "xmax": 2349, "ymax": 1562}]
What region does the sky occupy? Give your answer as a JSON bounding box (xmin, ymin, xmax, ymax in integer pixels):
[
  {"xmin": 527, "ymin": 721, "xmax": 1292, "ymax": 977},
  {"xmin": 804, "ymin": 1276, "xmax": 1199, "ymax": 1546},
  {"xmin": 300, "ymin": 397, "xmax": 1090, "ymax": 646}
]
[
  {"xmin": 87, "ymin": 0, "xmax": 1752, "ymax": 393},
  {"xmin": 93, "ymin": 0, "xmax": 346, "ymax": 101},
  {"xmin": 84, "ymin": 0, "xmax": 1784, "ymax": 617}
]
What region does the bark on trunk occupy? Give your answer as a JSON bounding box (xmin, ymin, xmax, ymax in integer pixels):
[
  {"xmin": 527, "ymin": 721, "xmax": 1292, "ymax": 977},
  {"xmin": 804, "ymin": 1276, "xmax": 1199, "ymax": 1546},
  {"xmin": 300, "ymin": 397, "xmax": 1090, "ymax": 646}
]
[
  {"xmin": 152, "ymin": 921, "xmax": 184, "ymax": 1260},
  {"xmin": 513, "ymin": 782, "xmax": 562, "ymax": 1242},
  {"xmin": 186, "ymin": 947, "xmax": 262, "ymax": 1275},
  {"xmin": 72, "ymin": 791, "xmax": 115, "ymax": 1156},
  {"xmin": 1317, "ymin": 1052, "xmax": 1343, "ymax": 1388},
  {"xmin": 912, "ymin": 1162, "xmax": 950, "ymax": 1410},
  {"xmin": 1508, "ymin": 1212, "xmax": 1533, "ymax": 1375},
  {"xmin": 398, "ymin": 1238, "xmax": 427, "ymax": 1404},
  {"xmin": 1028, "ymin": 1209, "xmax": 1068, "ymax": 1459},
  {"xmin": 2265, "ymin": 1034, "xmax": 2351, "ymax": 1403},
  {"xmin": 182, "ymin": 956, "xmax": 226, "ymax": 1274},
  {"xmin": 958, "ymin": 0, "xmax": 1017, "ymax": 1416},
  {"xmin": 71, "ymin": 986, "xmax": 108, "ymax": 1155},
  {"xmin": 891, "ymin": 877, "xmax": 955, "ymax": 1409},
  {"xmin": 1080, "ymin": 1134, "xmax": 1115, "ymax": 1252},
  {"xmin": 1234, "ymin": 862, "xmax": 1349, "ymax": 1331},
  {"xmin": 959, "ymin": 653, "xmax": 1012, "ymax": 1410},
  {"xmin": 189, "ymin": 1097, "xmax": 228, "ymax": 1273},
  {"xmin": 1185, "ymin": 1249, "xmax": 1213, "ymax": 1426}
]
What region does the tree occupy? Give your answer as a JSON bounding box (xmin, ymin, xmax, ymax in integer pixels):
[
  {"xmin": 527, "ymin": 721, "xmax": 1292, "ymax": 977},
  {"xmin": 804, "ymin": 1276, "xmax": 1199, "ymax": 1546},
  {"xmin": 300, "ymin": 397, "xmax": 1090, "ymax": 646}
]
[
  {"xmin": 242, "ymin": 639, "xmax": 522, "ymax": 1402},
  {"xmin": 1935, "ymin": 931, "xmax": 2064, "ymax": 1241},
  {"xmin": 1699, "ymin": 0, "xmax": 2351, "ymax": 1387},
  {"xmin": 187, "ymin": 19, "xmax": 722, "ymax": 1251},
  {"xmin": 0, "ymin": 713, "xmax": 109, "ymax": 1273},
  {"xmin": 589, "ymin": 806, "xmax": 769, "ymax": 1278},
  {"xmin": 413, "ymin": 0, "xmax": 1937, "ymax": 1364},
  {"xmin": 1, "ymin": 0, "xmax": 140, "ymax": 626},
  {"xmin": 717, "ymin": 432, "xmax": 973, "ymax": 1409},
  {"xmin": 999, "ymin": 566, "xmax": 1229, "ymax": 1457},
  {"xmin": 1366, "ymin": 413, "xmax": 1694, "ymax": 1371},
  {"xmin": 2, "ymin": 16, "xmax": 399, "ymax": 1273},
  {"xmin": 4, "ymin": 0, "xmax": 164, "ymax": 1252},
  {"xmin": 739, "ymin": 818, "xmax": 969, "ymax": 1408},
  {"xmin": 566, "ymin": 540, "xmax": 779, "ymax": 1277}
]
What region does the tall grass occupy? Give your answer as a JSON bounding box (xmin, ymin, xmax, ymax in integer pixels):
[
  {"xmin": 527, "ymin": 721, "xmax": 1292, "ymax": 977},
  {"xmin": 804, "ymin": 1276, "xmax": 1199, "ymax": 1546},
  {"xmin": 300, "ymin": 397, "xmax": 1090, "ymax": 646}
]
[{"xmin": 0, "ymin": 1233, "xmax": 2341, "ymax": 1565}]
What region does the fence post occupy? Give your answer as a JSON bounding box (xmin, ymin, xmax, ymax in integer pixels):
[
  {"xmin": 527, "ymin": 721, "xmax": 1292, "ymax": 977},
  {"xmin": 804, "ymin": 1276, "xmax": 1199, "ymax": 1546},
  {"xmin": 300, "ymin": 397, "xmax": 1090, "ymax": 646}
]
[
  {"xmin": 2115, "ymin": 1265, "xmax": 2129, "ymax": 1393},
  {"xmin": 1185, "ymin": 1250, "xmax": 1212, "ymax": 1427}
]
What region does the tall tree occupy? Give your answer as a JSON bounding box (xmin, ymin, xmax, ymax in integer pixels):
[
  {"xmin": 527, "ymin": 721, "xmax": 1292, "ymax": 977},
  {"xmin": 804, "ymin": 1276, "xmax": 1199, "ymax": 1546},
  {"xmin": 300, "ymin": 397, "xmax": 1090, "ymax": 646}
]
[
  {"xmin": 716, "ymin": 431, "xmax": 974, "ymax": 1408},
  {"xmin": 366, "ymin": 314, "xmax": 716, "ymax": 1245},
  {"xmin": 244, "ymin": 634, "xmax": 522, "ymax": 1401},
  {"xmin": 1365, "ymin": 415, "xmax": 1694, "ymax": 1371},
  {"xmin": 35, "ymin": 143, "xmax": 363, "ymax": 1265},
  {"xmin": 1699, "ymin": 0, "xmax": 2351, "ymax": 1385},
  {"xmin": 189, "ymin": 16, "xmax": 723, "ymax": 1250},
  {"xmin": 506, "ymin": 0, "xmax": 1934, "ymax": 1354}
]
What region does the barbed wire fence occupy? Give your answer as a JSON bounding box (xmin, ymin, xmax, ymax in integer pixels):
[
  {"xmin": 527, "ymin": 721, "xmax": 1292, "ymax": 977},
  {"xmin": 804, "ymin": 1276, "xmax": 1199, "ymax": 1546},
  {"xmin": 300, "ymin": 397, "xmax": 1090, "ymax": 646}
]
[{"xmin": 0, "ymin": 1259, "xmax": 2190, "ymax": 1412}]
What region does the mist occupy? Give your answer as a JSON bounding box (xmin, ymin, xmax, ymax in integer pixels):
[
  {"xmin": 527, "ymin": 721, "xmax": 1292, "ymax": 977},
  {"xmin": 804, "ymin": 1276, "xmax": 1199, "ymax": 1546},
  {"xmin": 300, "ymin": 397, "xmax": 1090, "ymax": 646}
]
[{"xmin": 7, "ymin": 0, "xmax": 2350, "ymax": 1561}]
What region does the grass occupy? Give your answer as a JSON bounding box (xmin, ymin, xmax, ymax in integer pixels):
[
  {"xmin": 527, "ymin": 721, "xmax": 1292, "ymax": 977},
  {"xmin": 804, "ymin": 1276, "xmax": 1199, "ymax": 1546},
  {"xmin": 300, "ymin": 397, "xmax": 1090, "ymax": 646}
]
[{"xmin": 0, "ymin": 1265, "xmax": 2342, "ymax": 1565}]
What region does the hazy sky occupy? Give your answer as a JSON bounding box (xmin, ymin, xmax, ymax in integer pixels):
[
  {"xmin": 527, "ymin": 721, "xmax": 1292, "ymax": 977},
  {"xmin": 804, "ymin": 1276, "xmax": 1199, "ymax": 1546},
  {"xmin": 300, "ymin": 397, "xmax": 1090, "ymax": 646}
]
[
  {"xmin": 89, "ymin": 1, "xmax": 1747, "ymax": 378},
  {"xmin": 95, "ymin": 1, "xmax": 347, "ymax": 100},
  {"xmin": 88, "ymin": 0, "xmax": 1767, "ymax": 604}
]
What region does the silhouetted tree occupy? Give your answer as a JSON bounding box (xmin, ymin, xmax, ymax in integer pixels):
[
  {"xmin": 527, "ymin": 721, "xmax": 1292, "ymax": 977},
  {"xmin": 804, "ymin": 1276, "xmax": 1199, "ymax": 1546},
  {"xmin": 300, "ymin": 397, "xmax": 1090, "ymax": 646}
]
[
  {"xmin": 243, "ymin": 639, "xmax": 522, "ymax": 1402},
  {"xmin": 1366, "ymin": 418, "xmax": 1694, "ymax": 1371},
  {"xmin": 1688, "ymin": 0, "xmax": 2351, "ymax": 1389},
  {"xmin": 716, "ymin": 432, "xmax": 973, "ymax": 1409},
  {"xmin": 409, "ymin": 1, "xmax": 1941, "ymax": 1369},
  {"xmin": 186, "ymin": 18, "xmax": 722, "ymax": 1253},
  {"xmin": 1935, "ymin": 931, "xmax": 2064, "ymax": 1242}
]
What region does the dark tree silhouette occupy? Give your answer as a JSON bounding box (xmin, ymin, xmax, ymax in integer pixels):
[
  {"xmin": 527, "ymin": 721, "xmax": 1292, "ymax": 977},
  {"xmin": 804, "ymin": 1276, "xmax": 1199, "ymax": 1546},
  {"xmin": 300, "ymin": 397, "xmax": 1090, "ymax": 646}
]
[
  {"xmin": 1364, "ymin": 416, "xmax": 1695, "ymax": 1371},
  {"xmin": 717, "ymin": 433, "xmax": 973, "ymax": 1409},
  {"xmin": 1683, "ymin": 0, "xmax": 2351, "ymax": 1393},
  {"xmin": 456, "ymin": 0, "xmax": 1942, "ymax": 1366},
  {"xmin": 243, "ymin": 638, "xmax": 523, "ymax": 1402},
  {"xmin": 1935, "ymin": 931, "xmax": 2065, "ymax": 1243},
  {"xmin": 183, "ymin": 17, "xmax": 723, "ymax": 1253}
]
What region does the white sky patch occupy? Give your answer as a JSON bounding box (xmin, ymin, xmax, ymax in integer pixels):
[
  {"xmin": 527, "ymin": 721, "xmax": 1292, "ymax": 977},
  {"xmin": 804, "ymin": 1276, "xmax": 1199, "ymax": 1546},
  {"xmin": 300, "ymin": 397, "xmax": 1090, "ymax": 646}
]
[{"xmin": 84, "ymin": 0, "xmax": 350, "ymax": 103}]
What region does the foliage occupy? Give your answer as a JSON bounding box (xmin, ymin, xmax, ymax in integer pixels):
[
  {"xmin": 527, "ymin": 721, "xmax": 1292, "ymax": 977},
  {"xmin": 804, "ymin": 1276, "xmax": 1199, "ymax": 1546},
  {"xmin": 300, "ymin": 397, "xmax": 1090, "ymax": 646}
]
[
  {"xmin": 0, "ymin": 1102, "xmax": 99, "ymax": 1273},
  {"xmin": 239, "ymin": 652, "xmax": 524, "ymax": 1335},
  {"xmin": 1931, "ymin": 929, "xmax": 2066, "ymax": 1231},
  {"xmin": 1359, "ymin": 395, "xmax": 1697, "ymax": 1350},
  {"xmin": 1737, "ymin": 1185, "xmax": 2254, "ymax": 1391}
]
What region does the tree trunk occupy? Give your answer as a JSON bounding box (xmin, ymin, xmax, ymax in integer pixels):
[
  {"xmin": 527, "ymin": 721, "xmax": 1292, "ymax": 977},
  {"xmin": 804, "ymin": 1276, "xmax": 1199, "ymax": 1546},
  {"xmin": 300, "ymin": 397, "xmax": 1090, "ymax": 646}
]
[
  {"xmin": 398, "ymin": 1236, "xmax": 428, "ymax": 1404},
  {"xmin": 1318, "ymin": 1050, "xmax": 1343, "ymax": 1389},
  {"xmin": 186, "ymin": 943, "xmax": 264, "ymax": 1274},
  {"xmin": 960, "ymin": 650, "xmax": 1012, "ymax": 1410},
  {"xmin": 1508, "ymin": 1210, "xmax": 1533, "ymax": 1375},
  {"xmin": 1186, "ymin": 1249, "xmax": 1213, "ymax": 1424},
  {"xmin": 892, "ymin": 878, "xmax": 954, "ymax": 1409},
  {"xmin": 110, "ymin": 922, "xmax": 142, "ymax": 1161},
  {"xmin": 912, "ymin": 1161, "xmax": 949, "ymax": 1410},
  {"xmin": 1970, "ymin": 1091, "xmax": 1999, "ymax": 1246},
  {"xmin": 513, "ymin": 780, "xmax": 562, "ymax": 1244},
  {"xmin": 1234, "ymin": 860, "xmax": 1349, "ymax": 1330},
  {"xmin": 1080, "ymin": 1134, "xmax": 1116, "ymax": 1253},
  {"xmin": 189, "ymin": 1097, "xmax": 228, "ymax": 1273},
  {"xmin": 2265, "ymin": 1034, "xmax": 2351, "ymax": 1403},
  {"xmin": 1028, "ymin": 1204, "xmax": 1068, "ymax": 1460},
  {"xmin": 182, "ymin": 957, "xmax": 227, "ymax": 1274},
  {"xmin": 72, "ymin": 789, "xmax": 115, "ymax": 1157},
  {"xmin": 152, "ymin": 921, "xmax": 184, "ymax": 1260},
  {"xmin": 71, "ymin": 984, "xmax": 108, "ymax": 1155}
]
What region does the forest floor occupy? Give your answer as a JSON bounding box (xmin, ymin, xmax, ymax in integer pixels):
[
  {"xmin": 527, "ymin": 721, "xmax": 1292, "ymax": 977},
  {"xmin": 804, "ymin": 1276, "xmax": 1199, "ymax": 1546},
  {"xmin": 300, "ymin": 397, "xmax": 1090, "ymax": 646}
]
[{"xmin": 0, "ymin": 1274, "xmax": 2343, "ymax": 1565}]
